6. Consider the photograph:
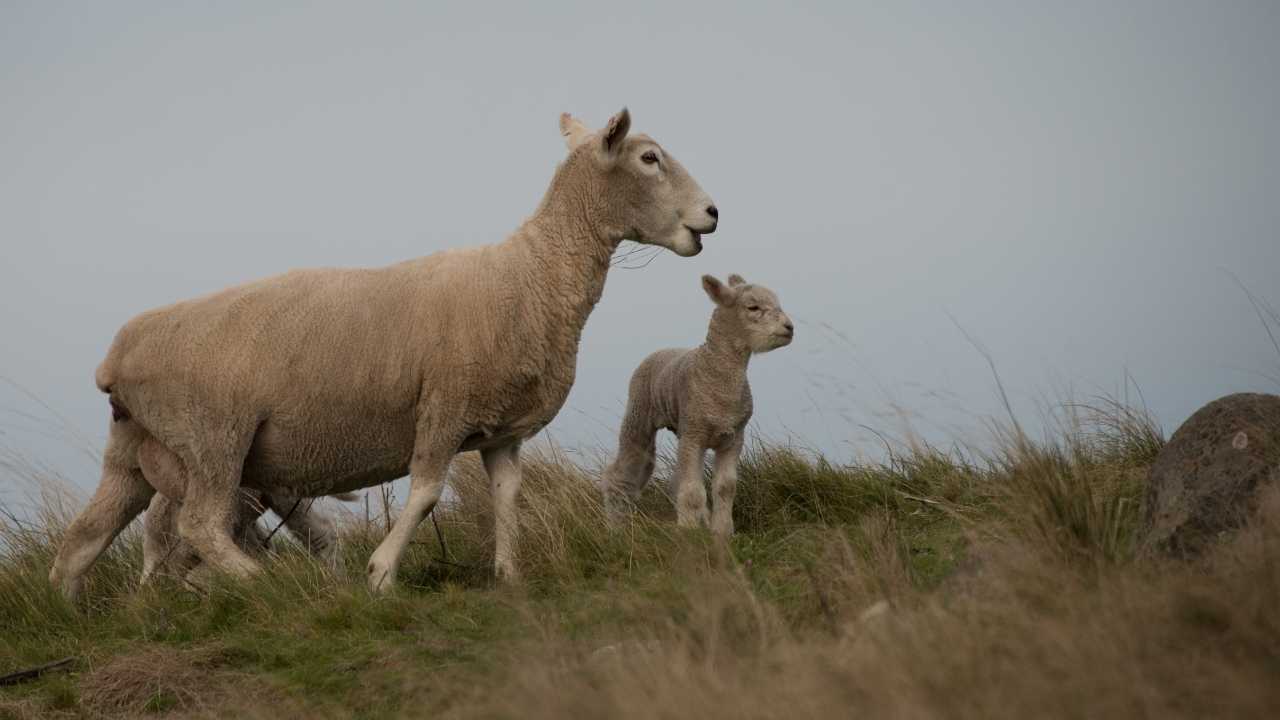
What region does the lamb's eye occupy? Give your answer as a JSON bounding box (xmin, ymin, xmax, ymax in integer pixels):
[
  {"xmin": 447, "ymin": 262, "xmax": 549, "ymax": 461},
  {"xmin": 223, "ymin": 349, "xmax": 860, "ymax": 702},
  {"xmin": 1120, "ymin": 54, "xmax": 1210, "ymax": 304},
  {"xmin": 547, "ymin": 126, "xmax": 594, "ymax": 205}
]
[
  {"xmin": 747, "ymin": 305, "xmax": 761, "ymax": 312},
  {"xmin": 641, "ymin": 151, "xmax": 659, "ymax": 164}
]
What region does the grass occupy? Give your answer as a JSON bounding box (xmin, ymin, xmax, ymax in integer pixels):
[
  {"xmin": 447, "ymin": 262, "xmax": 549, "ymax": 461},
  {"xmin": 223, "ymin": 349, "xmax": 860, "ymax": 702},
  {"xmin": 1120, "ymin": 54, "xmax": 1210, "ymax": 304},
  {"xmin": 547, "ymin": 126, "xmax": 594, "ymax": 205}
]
[{"xmin": 2, "ymin": 399, "xmax": 1279, "ymax": 719}]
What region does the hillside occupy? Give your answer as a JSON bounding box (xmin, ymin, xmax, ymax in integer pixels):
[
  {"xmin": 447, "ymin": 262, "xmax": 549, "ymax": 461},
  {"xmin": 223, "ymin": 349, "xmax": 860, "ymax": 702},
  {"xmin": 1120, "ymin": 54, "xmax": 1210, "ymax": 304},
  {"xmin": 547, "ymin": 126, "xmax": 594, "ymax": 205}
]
[{"xmin": 2, "ymin": 402, "xmax": 1278, "ymax": 719}]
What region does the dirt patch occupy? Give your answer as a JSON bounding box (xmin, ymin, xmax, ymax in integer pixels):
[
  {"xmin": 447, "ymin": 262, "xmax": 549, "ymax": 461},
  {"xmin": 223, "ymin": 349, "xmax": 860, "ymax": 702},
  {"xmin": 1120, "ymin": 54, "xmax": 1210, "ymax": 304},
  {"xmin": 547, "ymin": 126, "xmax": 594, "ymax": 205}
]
[{"xmin": 79, "ymin": 643, "xmax": 256, "ymax": 717}]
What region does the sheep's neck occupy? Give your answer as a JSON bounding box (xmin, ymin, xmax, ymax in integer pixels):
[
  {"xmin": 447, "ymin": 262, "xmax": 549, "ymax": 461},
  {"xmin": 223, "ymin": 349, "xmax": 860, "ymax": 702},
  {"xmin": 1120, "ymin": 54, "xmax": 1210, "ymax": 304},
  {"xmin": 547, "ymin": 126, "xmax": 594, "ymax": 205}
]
[
  {"xmin": 517, "ymin": 164, "xmax": 619, "ymax": 341},
  {"xmin": 693, "ymin": 320, "xmax": 752, "ymax": 396}
]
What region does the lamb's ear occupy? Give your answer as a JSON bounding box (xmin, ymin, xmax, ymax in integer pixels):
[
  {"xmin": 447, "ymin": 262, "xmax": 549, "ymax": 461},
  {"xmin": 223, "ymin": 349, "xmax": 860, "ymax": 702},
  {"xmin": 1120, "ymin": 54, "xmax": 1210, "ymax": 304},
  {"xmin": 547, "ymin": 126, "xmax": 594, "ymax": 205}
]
[
  {"xmin": 727, "ymin": 274, "xmax": 746, "ymax": 287},
  {"xmin": 559, "ymin": 112, "xmax": 592, "ymax": 151},
  {"xmin": 601, "ymin": 107, "xmax": 630, "ymax": 156},
  {"xmin": 702, "ymin": 274, "xmax": 737, "ymax": 307}
]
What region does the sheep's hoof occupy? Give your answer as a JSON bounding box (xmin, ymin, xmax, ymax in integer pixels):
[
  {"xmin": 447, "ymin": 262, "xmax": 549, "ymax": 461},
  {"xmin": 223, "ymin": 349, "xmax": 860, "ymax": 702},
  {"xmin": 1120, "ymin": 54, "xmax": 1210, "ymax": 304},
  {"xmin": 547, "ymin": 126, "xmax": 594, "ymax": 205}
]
[
  {"xmin": 676, "ymin": 512, "xmax": 710, "ymax": 530},
  {"xmin": 49, "ymin": 568, "xmax": 81, "ymax": 603},
  {"xmin": 494, "ymin": 562, "xmax": 522, "ymax": 585},
  {"xmin": 366, "ymin": 561, "xmax": 396, "ymax": 595}
]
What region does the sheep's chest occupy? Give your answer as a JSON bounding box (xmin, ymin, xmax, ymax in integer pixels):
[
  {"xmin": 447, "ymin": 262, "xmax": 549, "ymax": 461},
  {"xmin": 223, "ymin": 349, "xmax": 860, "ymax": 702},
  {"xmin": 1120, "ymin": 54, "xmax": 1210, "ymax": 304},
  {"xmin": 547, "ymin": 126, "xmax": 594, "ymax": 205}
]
[{"xmin": 465, "ymin": 358, "xmax": 574, "ymax": 449}]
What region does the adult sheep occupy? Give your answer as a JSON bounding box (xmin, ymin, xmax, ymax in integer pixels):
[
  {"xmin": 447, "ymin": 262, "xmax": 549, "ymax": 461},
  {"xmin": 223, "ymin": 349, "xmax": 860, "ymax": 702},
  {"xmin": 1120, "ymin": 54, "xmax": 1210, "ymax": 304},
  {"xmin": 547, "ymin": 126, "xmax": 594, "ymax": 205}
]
[{"xmin": 50, "ymin": 108, "xmax": 718, "ymax": 600}]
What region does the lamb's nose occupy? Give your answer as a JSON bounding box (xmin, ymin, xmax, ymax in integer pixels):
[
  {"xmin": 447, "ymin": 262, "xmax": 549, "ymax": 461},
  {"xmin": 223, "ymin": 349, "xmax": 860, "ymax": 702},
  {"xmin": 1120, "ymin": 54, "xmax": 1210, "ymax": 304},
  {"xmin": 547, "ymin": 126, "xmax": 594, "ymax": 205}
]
[
  {"xmin": 783, "ymin": 320, "xmax": 794, "ymax": 333},
  {"xmin": 706, "ymin": 205, "xmax": 719, "ymax": 219}
]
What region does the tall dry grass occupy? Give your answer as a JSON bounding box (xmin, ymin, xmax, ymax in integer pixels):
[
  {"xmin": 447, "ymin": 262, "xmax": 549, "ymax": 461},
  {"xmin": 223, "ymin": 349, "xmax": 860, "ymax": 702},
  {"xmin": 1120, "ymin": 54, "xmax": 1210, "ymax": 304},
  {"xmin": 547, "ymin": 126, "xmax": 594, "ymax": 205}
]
[{"xmin": 2, "ymin": 397, "xmax": 1278, "ymax": 719}]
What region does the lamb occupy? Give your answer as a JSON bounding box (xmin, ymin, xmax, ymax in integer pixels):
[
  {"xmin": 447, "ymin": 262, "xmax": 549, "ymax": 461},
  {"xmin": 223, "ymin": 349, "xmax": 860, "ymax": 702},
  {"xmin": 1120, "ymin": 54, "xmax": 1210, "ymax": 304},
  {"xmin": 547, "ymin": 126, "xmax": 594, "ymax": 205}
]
[
  {"xmin": 140, "ymin": 489, "xmax": 357, "ymax": 586},
  {"xmin": 600, "ymin": 274, "xmax": 793, "ymax": 535},
  {"xmin": 49, "ymin": 107, "xmax": 718, "ymax": 600}
]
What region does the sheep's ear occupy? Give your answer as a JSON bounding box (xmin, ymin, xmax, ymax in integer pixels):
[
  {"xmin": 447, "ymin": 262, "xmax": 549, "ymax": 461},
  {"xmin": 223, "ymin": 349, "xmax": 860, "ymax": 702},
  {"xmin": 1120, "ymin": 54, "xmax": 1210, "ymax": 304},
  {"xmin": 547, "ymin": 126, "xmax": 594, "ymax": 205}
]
[
  {"xmin": 559, "ymin": 112, "xmax": 592, "ymax": 151},
  {"xmin": 601, "ymin": 107, "xmax": 630, "ymax": 156},
  {"xmin": 702, "ymin": 274, "xmax": 737, "ymax": 307},
  {"xmin": 727, "ymin": 274, "xmax": 746, "ymax": 287}
]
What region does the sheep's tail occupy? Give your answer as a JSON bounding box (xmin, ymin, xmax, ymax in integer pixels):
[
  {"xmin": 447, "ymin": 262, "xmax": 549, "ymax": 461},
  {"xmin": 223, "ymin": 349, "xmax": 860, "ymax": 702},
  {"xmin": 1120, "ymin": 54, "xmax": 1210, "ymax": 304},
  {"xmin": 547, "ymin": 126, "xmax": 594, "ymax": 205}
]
[
  {"xmin": 95, "ymin": 358, "xmax": 131, "ymax": 421},
  {"xmin": 94, "ymin": 360, "xmax": 116, "ymax": 394}
]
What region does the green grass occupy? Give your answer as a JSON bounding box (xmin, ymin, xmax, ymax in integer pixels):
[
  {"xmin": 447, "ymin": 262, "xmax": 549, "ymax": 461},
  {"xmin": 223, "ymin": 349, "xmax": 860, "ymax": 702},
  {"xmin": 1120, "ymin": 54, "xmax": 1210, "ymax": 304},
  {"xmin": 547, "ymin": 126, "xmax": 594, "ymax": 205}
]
[{"xmin": 3, "ymin": 401, "xmax": 1280, "ymax": 718}]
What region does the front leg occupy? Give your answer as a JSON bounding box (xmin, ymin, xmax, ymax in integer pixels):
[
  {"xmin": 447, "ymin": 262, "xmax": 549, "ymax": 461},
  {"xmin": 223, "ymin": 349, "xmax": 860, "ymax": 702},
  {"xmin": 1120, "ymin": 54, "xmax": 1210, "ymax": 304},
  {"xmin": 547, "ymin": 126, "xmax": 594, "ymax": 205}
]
[
  {"xmin": 710, "ymin": 436, "xmax": 743, "ymax": 537},
  {"xmin": 482, "ymin": 441, "xmax": 523, "ymax": 583},
  {"xmin": 673, "ymin": 436, "xmax": 709, "ymax": 529},
  {"xmin": 366, "ymin": 447, "xmax": 452, "ymax": 593}
]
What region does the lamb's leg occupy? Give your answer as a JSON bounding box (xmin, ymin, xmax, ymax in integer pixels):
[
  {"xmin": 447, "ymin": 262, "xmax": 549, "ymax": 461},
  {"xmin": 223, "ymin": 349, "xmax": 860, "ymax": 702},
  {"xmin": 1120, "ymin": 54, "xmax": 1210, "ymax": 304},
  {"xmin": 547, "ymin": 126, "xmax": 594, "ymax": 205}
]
[
  {"xmin": 601, "ymin": 420, "xmax": 658, "ymax": 522},
  {"xmin": 710, "ymin": 437, "xmax": 743, "ymax": 537},
  {"xmin": 266, "ymin": 494, "xmax": 341, "ymax": 567},
  {"xmin": 49, "ymin": 422, "xmax": 155, "ymax": 601},
  {"xmin": 482, "ymin": 441, "xmax": 523, "ymax": 583},
  {"xmin": 366, "ymin": 449, "xmax": 451, "ymax": 593},
  {"xmin": 673, "ymin": 436, "xmax": 710, "ymax": 529}
]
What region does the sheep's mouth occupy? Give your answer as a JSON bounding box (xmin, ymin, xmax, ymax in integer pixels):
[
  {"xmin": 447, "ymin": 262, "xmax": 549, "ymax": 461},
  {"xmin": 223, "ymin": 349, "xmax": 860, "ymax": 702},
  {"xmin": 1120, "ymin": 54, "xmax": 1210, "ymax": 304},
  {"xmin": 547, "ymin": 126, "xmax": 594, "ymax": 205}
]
[{"xmin": 682, "ymin": 223, "xmax": 715, "ymax": 255}]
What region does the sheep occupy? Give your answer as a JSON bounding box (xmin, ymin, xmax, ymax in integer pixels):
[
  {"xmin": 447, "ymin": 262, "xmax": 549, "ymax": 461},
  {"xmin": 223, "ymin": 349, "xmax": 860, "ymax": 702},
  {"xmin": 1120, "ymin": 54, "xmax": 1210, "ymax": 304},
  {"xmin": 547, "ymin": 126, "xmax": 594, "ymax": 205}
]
[
  {"xmin": 600, "ymin": 274, "xmax": 793, "ymax": 535},
  {"xmin": 49, "ymin": 107, "xmax": 719, "ymax": 600},
  {"xmin": 140, "ymin": 489, "xmax": 357, "ymax": 587}
]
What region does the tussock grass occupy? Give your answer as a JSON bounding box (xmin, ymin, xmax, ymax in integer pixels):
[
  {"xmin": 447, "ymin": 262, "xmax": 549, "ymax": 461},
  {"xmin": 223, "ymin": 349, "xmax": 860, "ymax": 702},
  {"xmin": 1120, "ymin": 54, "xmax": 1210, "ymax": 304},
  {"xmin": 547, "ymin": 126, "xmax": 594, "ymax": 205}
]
[{"xmin": 3, "ymin": 398, "xmax": 1278, "ymax": 719}]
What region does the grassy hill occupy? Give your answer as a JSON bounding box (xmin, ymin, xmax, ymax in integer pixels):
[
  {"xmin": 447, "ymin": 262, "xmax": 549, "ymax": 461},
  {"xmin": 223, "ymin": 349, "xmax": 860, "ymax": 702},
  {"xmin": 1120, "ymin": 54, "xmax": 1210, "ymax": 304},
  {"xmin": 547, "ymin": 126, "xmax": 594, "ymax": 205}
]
[{"xmin": 2, "ymin": 402, "xmax": 1278, "ymax": 718}]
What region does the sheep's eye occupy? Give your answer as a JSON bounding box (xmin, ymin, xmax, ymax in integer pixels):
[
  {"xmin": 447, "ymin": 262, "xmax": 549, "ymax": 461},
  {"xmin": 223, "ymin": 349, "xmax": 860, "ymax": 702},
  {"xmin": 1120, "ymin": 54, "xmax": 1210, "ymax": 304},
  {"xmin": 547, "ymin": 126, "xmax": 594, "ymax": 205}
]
[
  {"xmin": 641, "ymin": 150, "xmax": 659, "ymax": 164},
  {"xmin": 747, "ymin": 305, "xmax": 761, "ymax": 312}
]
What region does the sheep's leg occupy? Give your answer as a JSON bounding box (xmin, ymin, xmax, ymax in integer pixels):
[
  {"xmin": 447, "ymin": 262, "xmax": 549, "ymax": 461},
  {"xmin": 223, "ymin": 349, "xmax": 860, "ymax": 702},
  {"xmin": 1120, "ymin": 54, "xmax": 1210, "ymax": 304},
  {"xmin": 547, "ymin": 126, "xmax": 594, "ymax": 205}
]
[
  {"xmin": 366, "ymin": 450, "xmax": 451, "ymax": 593},
  {"xmin": 173, "ymin": 433, "xmax": 263, "ymax": 580},
  {"xmin": 140, "ymin": 493, "xmax": 183, "ymax": 585},
  {"xmin": 601, "ymin": 422, "xmax": 658, "ymax": 522},
  {"xmin": 483, "ymin": 441, "xmax": 523, "ymax": 583},
  {"xmin": 673, "ymin": 436, "xmax": 710, "ymax": 529},
  {"xmin": 138, "ymin": 440, "xmax": 201, "ymax": 584},
  {"xmin": 49, "ymin": 422, "xmax": 155, "ymax": 601},
  {"xmin": 140, "ymin": 444, "xmax": 264, "ymax": 584},
  {"xmin": 710, "ymin": 437, "xmax": 743, "ymax": 537}
]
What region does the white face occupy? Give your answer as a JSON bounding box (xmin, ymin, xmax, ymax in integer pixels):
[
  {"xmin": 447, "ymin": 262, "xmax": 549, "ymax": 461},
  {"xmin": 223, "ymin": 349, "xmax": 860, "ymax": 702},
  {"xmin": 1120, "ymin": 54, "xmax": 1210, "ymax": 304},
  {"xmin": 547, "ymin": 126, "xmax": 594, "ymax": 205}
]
[
  {"xmin": 561, "ymin": 110, "xmax": 718, "ymax": 256},
  {"xmin": 615, "ymin": 138, "xmax": 719, "ymax": 256},
  {"xmin": 702, "ymin": 274, "xmax": 795, "ymax": 353},
  {"xmin": 733, "ymin": 284, "xmax": 794, "ymax": 352}
]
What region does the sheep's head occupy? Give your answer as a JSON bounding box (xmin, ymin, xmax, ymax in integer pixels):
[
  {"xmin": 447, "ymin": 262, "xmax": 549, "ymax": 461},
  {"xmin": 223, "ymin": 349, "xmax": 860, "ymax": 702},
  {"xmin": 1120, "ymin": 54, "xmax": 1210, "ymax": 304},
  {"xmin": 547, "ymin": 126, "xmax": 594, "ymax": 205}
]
[
  {"xmin": 702, "ymin": 274, "xmax": 794, "ymax": 353},
  {"xmin": 560, "ymin": 108, "xmax": 717, "ymax": 257}
]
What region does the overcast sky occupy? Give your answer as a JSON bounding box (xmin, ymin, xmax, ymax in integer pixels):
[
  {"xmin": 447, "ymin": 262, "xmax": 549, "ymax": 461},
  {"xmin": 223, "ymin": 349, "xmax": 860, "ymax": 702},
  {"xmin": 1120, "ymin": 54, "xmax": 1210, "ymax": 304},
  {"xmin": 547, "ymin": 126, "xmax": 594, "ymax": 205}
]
[{"xmin": 2, "ymin": 1, "xmax": 1278, "ymax": 502}]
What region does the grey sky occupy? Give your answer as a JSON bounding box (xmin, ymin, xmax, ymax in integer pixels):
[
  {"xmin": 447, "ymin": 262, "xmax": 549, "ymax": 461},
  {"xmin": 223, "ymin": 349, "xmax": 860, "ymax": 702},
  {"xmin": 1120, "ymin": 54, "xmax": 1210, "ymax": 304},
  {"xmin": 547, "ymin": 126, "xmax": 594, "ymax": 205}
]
[{"xmin": 3, "ymin": 1, "xmax": 1278, "ymax": 500}]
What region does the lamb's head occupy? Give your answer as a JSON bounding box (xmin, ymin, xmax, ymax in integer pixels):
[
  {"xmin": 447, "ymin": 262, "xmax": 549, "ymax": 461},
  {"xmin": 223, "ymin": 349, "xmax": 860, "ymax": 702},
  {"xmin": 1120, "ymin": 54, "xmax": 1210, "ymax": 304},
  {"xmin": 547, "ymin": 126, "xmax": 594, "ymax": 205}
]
[
  {"xmin": 560, "ymin": 108, "xmax": 717, "ymax": 256},
  {"xmin": 701, "ymin": 274, "xmax": 794, "ymax": 353}
]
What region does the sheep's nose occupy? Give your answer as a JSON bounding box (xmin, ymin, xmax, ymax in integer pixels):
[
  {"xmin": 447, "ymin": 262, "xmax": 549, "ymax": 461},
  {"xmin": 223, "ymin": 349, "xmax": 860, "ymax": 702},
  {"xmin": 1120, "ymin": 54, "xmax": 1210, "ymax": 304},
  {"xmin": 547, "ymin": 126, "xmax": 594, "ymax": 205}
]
[
  {"xmin": 783, "ymin": 320, "xmax": 794, "ymax": 334},
  {"xmin": 706, "ymin": 205, "xmax": 718, "ymax": 220}
]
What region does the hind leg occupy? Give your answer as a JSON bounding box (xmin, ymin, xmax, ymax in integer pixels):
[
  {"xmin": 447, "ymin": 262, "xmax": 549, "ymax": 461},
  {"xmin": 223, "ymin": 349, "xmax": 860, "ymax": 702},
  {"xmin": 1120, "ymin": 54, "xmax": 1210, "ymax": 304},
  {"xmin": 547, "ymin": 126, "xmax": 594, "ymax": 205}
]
[
  {"xmin": 138, "ymin": 439, "xmax": 202, "ymax": 584},
  {"xmin": 170, "ymin": 425, "xmax": 264, "ymax": 580},
  {"xmin": 49, "ymin": 421, "xmax": 155, "ymax": 601},
  {"xmin": 140, "ymin": 493, "xmax": 197, "ymax": 585},
  {"xmin": 601, "ymin": 419, "xmax": 659, "ymax": 523}
]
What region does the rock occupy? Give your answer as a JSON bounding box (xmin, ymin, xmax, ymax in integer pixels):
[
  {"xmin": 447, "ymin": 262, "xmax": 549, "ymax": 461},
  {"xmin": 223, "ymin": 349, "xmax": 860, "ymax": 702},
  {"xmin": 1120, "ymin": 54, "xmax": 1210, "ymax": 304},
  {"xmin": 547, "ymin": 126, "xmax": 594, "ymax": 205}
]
[{"xmin": 1142, "ymin": 393, "xmax": 1280, "ymax": 555}]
